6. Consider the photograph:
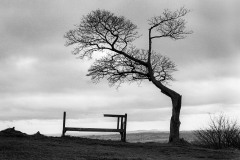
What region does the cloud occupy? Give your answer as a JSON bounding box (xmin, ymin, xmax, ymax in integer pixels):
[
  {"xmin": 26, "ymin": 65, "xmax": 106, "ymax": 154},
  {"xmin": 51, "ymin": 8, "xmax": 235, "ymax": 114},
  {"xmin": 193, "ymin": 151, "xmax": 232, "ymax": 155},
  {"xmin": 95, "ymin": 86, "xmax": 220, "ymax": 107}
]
[
  {"xmin": 0, "ymin": 0, "xmax": 239, "ymax": 133},
  {"xmin": 0, "ymin": 83, "xmax": 172, "ymax": 121}
]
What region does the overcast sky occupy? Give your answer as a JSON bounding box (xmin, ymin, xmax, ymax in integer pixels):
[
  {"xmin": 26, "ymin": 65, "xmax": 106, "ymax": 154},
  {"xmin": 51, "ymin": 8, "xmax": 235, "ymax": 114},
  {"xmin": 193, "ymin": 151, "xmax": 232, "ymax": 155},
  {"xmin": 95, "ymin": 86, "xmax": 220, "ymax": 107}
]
[{"xmin": 0, "ymin": 0, "xmax": 240, "ymax": 135}]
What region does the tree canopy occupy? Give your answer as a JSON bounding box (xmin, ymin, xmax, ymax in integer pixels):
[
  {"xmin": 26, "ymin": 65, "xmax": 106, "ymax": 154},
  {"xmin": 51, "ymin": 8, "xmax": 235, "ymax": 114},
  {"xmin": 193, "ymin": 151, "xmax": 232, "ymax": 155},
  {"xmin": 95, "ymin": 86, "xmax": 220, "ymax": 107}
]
[{"xmin": 64, "ymin": 8, "xmax": 191, "ymax": 86}]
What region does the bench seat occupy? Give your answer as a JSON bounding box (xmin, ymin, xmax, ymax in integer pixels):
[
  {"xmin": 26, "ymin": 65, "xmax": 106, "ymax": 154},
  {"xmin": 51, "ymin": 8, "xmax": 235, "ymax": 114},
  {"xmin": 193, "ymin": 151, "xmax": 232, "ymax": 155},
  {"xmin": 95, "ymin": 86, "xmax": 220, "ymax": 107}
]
[{"xmin": 65, "ymin": 127, "xmax": 124, "ymax": 132}]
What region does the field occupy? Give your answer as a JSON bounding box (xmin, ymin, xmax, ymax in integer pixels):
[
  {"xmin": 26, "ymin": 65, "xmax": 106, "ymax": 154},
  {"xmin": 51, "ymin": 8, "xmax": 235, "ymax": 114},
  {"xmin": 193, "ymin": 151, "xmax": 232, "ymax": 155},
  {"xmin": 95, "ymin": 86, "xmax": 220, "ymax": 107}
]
[
  {"xmin": 85, "ymin": 131, "xmax": 195, "ymax": 143},
  {"xmin": 0, "ymin": 128, "xmax": 240, "ymax": 160}
]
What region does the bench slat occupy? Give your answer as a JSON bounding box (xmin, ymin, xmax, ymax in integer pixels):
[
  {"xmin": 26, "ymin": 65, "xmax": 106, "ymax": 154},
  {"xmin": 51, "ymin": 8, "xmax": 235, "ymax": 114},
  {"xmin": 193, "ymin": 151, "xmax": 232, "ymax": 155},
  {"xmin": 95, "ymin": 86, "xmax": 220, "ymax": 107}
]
[
  {"xmin": 104, "ymin": 114, "xmax": 126, "ymax": 117},
  {"xmin": 65, "ymin": 127, "xmax": 124, "ymax": 132}
]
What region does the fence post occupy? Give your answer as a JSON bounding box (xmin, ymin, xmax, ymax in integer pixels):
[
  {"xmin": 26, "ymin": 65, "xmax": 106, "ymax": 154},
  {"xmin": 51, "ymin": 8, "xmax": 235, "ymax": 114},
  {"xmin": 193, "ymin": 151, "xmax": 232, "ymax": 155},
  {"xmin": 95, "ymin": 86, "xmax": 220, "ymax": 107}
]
[
  {"xmin": 123, "ymin": 113, "xmax": 127, "ymax": 142},
  {"xmin": 62, "ymin": 111, "xmax": 66, "ymax": 137},
  {"xmin": 117, "ymin": 117, "xmax": 119, "ymax": 129},
  {"xmin": 120, "ymin": 117, "xmax": 124, "ymax": 141}
]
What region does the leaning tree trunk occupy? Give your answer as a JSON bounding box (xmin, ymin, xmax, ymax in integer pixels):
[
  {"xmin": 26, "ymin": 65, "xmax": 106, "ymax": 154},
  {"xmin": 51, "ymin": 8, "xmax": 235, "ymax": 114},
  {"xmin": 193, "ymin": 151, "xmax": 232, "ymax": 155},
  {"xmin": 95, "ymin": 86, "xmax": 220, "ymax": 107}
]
[
  {"xmin": 169, "ymin": 94, "xmax": 182, "ymax": 143},
  {"xmin": 151, "ymin": 78, "xmax": 182, "ymax": 143}
]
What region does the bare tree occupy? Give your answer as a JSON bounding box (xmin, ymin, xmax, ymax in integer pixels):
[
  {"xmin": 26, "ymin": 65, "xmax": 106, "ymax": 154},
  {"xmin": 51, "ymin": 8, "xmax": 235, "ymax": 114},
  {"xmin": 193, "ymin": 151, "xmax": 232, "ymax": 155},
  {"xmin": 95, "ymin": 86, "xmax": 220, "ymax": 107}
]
[
  {"xmin": 194, "ymin": 114, "xmax": 240, "ymax": 149},
  {"xmin": 65, "ymin": 8, "xmax": 192, "ymax": 143}
]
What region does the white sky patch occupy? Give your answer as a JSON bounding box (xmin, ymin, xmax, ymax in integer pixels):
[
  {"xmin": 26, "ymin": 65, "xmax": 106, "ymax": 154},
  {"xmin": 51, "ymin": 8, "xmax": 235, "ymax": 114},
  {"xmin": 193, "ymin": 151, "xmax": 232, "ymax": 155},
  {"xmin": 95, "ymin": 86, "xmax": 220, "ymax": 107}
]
[
  {"xmin": 181, "ymin": 103, "xmax": 240, "ymax": 130},
  {"xmin": 15, "ymin": 57, "xmax": 38, "ymax": 69}
]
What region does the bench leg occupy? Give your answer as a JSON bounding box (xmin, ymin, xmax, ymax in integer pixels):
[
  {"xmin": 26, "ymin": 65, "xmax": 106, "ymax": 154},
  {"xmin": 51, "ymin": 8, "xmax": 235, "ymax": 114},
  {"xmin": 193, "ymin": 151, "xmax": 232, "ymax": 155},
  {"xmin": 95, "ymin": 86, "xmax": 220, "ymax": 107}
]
[
  {"xmin": 62, "ymin": 129, "xmax": 66, "ymax": 137},
  {"xmin": 123, "ymin": 132, "xmax": 126, "ymax": 142},
  {"xmin": 120, "ymin": 132, "xmax": 123, "ymax": 142},
  {"xmin": 120, "ymin": 132, "xmax": 126, "ymax": 142},
  {"xmin": 62, "ymin": 111, "xmax": 66, "ymax": 137},
  {"xmin": 123, "ymin": 113, "xmax": 127, "ymax": 142}
]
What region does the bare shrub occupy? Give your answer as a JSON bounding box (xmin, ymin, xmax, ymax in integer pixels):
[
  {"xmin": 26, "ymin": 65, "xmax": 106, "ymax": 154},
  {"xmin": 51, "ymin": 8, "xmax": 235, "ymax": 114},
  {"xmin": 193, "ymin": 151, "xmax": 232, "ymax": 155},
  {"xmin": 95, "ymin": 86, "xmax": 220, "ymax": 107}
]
[{"xmin": 194, "ymin": 114, "xmax": 240, "ymax": 149}]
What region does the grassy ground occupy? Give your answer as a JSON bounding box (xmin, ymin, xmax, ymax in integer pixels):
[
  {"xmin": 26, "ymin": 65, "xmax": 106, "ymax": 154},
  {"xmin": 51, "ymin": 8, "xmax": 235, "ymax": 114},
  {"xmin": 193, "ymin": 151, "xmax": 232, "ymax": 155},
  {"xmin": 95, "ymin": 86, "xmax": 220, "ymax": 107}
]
[{"xmin": 0, "ymin": 135, "xmax": 240, "ymax": 160}]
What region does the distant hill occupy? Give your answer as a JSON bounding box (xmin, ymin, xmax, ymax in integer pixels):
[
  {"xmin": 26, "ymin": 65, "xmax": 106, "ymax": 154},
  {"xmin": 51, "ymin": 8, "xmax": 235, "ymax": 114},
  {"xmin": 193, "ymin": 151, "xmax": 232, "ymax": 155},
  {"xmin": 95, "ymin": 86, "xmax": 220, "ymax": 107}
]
[{"xmin": 84, "ymin": 131, "xmax": 196, "ymax": 143}]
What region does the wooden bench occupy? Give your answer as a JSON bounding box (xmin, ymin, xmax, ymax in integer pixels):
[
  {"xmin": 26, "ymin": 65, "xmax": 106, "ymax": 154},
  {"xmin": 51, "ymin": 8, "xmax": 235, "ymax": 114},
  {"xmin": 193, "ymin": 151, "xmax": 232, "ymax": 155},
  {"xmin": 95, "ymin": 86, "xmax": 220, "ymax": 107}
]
[{"xmin": 61, "ymin": 112, "xmax": 127, "ymax": 142}]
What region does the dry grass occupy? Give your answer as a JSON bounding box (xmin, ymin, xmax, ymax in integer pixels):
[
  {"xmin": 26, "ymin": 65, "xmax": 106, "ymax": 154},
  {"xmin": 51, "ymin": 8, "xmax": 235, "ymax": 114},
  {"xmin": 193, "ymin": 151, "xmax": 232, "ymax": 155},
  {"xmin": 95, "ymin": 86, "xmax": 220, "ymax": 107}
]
[{"xmin": 0, "ymin": 135, "xmax": 240, "ymax": 160}]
